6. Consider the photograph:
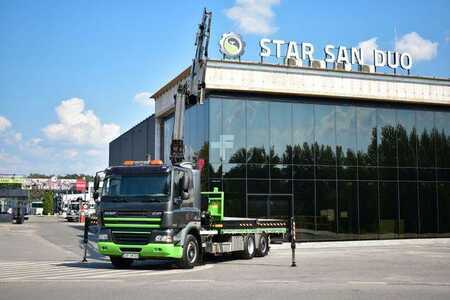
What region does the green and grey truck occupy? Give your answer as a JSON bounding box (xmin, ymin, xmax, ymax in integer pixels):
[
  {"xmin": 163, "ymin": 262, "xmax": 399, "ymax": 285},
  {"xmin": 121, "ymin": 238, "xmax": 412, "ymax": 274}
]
[{"xmin": 94, "ymin": 160, "xmax": 287, "ymax": 268}]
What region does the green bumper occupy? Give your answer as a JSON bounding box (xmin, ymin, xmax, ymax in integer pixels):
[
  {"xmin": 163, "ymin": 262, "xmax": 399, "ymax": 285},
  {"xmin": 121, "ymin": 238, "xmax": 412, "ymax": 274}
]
[{"xmin": 97, "ymin": 242, "xmax": 183, "ymax": 259}]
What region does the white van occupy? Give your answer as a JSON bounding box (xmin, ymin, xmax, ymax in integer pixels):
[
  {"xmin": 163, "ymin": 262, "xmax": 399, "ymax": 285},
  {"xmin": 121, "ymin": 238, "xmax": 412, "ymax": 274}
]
[{"xmin": 31, "ymin": 201, "xmax": 43, "ymax": 216}]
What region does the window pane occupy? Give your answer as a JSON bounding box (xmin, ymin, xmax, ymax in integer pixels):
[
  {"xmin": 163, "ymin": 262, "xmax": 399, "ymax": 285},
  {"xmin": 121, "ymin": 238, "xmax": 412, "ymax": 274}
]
[
  {"xmin": 357, "ymin": 107, "xmax": 377, "ymax": 166},
  {"xmin": 399, "ymin": 182, "xmax": 418, "ymax": 237},
  {"xmin": 223, "ymin": 179, "xmax": 245, "ymax": 217},
  {"xmin": 336, "ymin": 105, "xmax": 357, "ymax": 165},
  {"xmin": 269, "ymin": 195, "xmax": 291, "ymax": 219},
  {"xmin": 315, "ymin": 104, "xmax": 336, "ymax": 165},
  {"xmin": 293, "ymin": 165, "xmax": 314, "ymax": 180},
  {"xmin": 223, "ymin": 99, "xmax": 246, "ymax": 163},
  {"xmin": 316, "ymin": 181, "xmax": 337, "ymax": 239},
  {"xmin": 270, "ymin": 164, "xmax": 292, "ymax": 179},
  {"xmin": 378, "ymin": 108, "xmax": 397, "ymax": 167},
  {"xmin": 397, "ymin": 109, "xmax": 417, "ymax": 167},
  {"xmin": 359, "ymin": 181, "xmax": 379, "ymax": 238},
  {"xmin": 248, "ymin": 194, "xmax": 268, "ymax": 218},
  {"xmin": 438, "ymin": 182, "xmax": 450, "ymax": 234},
  {"xmin": 293, "ymin": 103, "xmax": 314, "ymax": 164},
  {"xmin": 222, "ymin": 163, "xmax": 245, "ymax": 179},
  {"xmin": 247, "ymin": 101, "xmax": 269, "ymax": 163},
  {"xmin": 435, "ymin": 111, "xmax": 450, "ymax": 168},
  {"xmin": 209, "ymin": 99, "xmax": 222, "ymax": 163},
  {"xmin": 247, "ymin": 179, "xmax": 269, "ymax": 194},
  {"xmin": 379, "ymin": 181, "xmax": 399, "ymax": 237},
  {"xmin": 270, "ymin": 102, "xmax": 292, "ymax": 164},
  {"xmin": 294, "ymin": 181, "xmax": 316, "ymax": 237},
  {"xmin": 416, "ymin": 111, "xmax": 435, "ymax": 167},
  {"xmin": 271, "ymin": 179, "xmax": 292, "ymax": 194},
  {"xmin": 419, "ymin": 182, "xmax": 438, "ymax": 235},
  {"xmin": 338, "ymin": 181, "xmax": 358, "ymax": 238}
]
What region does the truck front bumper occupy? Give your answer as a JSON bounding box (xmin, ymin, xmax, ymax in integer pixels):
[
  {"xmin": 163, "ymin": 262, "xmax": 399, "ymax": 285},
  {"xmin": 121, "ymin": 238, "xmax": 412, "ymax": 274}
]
[{"xmin": 97, "ymin": 242, "xmax": 183, "ymax": 259}]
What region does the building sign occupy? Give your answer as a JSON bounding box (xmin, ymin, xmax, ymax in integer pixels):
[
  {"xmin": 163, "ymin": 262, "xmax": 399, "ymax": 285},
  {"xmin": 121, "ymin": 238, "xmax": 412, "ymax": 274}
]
[
  {"xmin": 219, "ymin": 32, "xmax": 245, "ymax": 59},
  {"xmin": 259, "ymin": 39, "xmax": 412, "ymax": 70}
]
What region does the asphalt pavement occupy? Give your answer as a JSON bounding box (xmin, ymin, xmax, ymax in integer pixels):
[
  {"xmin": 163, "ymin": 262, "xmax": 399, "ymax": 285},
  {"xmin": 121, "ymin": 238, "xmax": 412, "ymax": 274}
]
[{"xmin": 1, "ymin": 216, "xmax": 450, "ymax": 300}]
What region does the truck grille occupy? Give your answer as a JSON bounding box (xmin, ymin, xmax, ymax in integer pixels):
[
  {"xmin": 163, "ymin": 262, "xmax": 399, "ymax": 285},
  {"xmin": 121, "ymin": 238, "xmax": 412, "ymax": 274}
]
[
  {"xmin": 102, "ymin": 213, "xmax": 161, "ymax": 229},
  {"xmin": 112, "ymin": 232, "xmax": 151, "ymax": 245}
]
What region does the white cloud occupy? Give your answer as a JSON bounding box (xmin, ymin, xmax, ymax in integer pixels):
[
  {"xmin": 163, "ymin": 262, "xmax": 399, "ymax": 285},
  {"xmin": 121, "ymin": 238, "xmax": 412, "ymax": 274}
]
[
  {"xmin": 395, "ymin": 32, "xmax": 438, "ymax": 62},
  {"xmin": 133, "ymin": 92, "xmax": 155, "ymax": 114},
  {"xmin": 43, "ymin": 98, "xmax": 120, "ymax": 146},
  {"xmin": 86, "ymin": 149, "xmax": 102, "ymax": 157},
  {"xmin": 0, "ymin": 116, "xmax": 12, "ymax": 131},
  {"xmin": 225, "ymin": 0, "xmax": 280, "ymax": 35},
  {"xmin": 63, "ymin": 149, "xmax": 78, "ymax": 159},
  {"xmin": 357, "ymin": 37, "xmax": 379, "ymax": 65}
]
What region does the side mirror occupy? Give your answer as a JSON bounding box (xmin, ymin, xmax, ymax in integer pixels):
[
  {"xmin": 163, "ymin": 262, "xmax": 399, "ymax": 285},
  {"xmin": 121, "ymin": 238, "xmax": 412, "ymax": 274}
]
[
  {"xmin": 94, "ymin": 174, "xmax": 100, "ymax": 191},
  {"xmin": 93, "ymin": 191, "xmax": 99, "ymax": 200}
]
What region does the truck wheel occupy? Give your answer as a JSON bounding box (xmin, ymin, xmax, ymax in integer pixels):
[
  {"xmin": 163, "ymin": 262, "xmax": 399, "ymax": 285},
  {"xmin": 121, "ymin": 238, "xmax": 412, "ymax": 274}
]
[
  {"xmin": 255, "ymin": 234, "xmax": 269, "ymax": 257},
  {"xmin": 178, "ymin": 234, "xmax": 199, "ymax": 269},
  {"xmin": 109, "ymin": 256, "xmax": 133, "ymax": 269},
  {"xmin": 240, "ymin": 235, "xmax": 255, "ymax": 259}
]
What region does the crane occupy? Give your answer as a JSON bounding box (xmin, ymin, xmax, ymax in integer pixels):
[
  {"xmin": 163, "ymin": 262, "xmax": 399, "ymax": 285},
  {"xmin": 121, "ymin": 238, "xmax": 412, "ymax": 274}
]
[{"xmin": 170, "ymin": 8, "xmax": 212, "ymax": 165}]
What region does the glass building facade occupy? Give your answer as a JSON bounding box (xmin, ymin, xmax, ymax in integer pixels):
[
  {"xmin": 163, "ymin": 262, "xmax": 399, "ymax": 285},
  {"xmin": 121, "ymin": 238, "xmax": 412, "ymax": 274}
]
[{"xmin": 163, "ymin": 95, "xmax": 450, "ymax": 240}]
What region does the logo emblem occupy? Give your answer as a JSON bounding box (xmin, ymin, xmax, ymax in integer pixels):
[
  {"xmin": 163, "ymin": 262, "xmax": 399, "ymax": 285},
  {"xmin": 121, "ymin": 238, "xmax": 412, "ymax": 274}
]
[{"xmin": 219, "ymin": 32, "xmax": 245, "ymax": 58}]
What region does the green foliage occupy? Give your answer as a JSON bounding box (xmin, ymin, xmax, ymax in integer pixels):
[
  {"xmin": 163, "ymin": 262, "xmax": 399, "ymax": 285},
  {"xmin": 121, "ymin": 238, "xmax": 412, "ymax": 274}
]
[{"xmin": 42, "ymin": 191, "xmax": 54, "ymax": 215}]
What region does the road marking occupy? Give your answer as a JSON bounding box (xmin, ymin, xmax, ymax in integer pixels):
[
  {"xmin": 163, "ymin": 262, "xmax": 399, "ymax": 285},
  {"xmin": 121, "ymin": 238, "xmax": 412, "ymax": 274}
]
[
  {"xmin": 0, "ymin": 260, "xmax": 213, "ymax": 282},
  {"xmin": 256, "ymin": 280, "xmax": 298, "ymax": 284},
  {"xmin": 170, "ymin": 279, "xmax": 215, "ymax": 283},
  {"xmin": 348, "ymin": 281, "xmax": 388, "ymax": 285}
]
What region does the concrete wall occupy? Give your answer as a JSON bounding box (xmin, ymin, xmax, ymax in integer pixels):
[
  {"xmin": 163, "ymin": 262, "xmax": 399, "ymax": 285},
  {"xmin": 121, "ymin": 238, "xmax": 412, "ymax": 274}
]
[{"xmin": 108, "ymin": 115, "xmax": 156, "ymax": 166}]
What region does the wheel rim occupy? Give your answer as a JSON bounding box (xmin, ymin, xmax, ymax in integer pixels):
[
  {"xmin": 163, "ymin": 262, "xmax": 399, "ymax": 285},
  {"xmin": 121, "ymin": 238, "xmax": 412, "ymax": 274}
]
[
  {"xmin": 260, "ymin": 237, "xmax": 267, "ymax": 253},
  {"xmin": 187, "ymin": 241, "xmax": 197, "ymax": 263},
  {"xmin": 248, "ymin": 237, "xmax": 255, "ymax": 255}
]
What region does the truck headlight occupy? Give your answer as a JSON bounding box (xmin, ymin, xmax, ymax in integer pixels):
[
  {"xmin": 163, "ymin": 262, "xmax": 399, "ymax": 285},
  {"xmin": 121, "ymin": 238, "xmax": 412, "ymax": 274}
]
[
  {"xmin": 98, "ymin": 234, "xmax": 109, "ymax": 241},
  {"xmin": 154, "ymin": 235, "xmax": 173, "ymax": 243}
]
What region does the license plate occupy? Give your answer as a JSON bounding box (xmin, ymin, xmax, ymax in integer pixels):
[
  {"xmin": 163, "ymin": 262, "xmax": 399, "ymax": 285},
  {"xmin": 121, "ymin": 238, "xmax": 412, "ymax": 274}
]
[{"xmin": 122, "ymin": 252, "xmax": 139, "ymax": 259}]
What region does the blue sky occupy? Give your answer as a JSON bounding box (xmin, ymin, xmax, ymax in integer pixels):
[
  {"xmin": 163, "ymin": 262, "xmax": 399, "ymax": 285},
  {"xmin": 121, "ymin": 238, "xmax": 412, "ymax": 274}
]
[{"xmin": 0, "ymin": 0, "xmax": 449, "ymax": 175}]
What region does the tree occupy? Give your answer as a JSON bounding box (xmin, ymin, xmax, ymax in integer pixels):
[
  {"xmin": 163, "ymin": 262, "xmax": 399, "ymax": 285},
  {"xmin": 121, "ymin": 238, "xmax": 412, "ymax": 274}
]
[{"xmin": 42, "ymin": 191, "xmax": 54, "ymax": 215}]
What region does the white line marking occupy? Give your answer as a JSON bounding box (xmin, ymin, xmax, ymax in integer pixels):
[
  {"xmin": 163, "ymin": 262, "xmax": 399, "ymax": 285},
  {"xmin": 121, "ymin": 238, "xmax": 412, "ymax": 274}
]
[{"xmin": 348, "ymin": 281, "xmax": 388, "ymax": 285}]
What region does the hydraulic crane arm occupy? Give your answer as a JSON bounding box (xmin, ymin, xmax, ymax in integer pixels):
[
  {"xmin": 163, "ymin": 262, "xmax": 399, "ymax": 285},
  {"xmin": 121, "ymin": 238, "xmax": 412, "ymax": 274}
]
[{"xmin": 170, "ymin": 8, "xmax": 212, "ymax": 165}]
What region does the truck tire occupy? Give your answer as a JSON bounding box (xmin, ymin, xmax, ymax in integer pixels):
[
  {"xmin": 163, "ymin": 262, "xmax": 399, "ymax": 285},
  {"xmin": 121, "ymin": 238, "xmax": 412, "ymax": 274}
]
[
  {"xmin": 255, "ymin": 234, "xmax": 269, "ymax": 257},
  {"xmin": 178, "ymin": 234, "xmax": 199, "ymax": 269},
  {"xmin": 239, "ymin": 235, "xmax": 255, "ymax": 259},
  {"xmin": 109, "ymin": 256, "xmax": 133, "ymax": 269}
]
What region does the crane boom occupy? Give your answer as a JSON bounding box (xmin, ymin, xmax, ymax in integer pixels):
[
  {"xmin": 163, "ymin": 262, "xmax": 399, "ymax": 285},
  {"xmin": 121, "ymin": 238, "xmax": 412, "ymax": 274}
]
[{"xmin": 170, "ymin": 8, "xmax": 212, "ymax": 165}]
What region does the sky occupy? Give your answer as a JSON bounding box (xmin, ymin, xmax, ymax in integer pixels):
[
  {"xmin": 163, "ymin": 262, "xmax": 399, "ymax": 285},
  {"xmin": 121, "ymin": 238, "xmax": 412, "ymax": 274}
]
[{"xmin": 0, "ymin": 0, "xmax": 449, "ymax": 176}]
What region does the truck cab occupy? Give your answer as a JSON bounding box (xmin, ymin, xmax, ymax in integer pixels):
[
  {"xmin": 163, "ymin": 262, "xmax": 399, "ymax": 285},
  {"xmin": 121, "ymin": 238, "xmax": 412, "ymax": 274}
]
[{"xmin": 95, "ymin": 160, "xmax": 203, "ymax": 268}]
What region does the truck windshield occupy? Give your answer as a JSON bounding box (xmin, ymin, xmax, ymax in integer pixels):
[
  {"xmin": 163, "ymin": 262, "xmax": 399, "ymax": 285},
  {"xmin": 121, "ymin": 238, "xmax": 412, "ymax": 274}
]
[{"xmin": 101, "ymin": 175, "xmax": 170, "ymax": 201}]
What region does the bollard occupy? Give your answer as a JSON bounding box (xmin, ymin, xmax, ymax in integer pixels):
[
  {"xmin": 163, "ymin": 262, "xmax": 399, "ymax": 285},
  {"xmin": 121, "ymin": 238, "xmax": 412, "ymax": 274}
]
[
  {"xmin": 81, "ymin": 216, "xmax": 90, "ymax": 263},
  {"xmin": 290, "ymin": 216, "xmax": 296, "ymax": 267}
]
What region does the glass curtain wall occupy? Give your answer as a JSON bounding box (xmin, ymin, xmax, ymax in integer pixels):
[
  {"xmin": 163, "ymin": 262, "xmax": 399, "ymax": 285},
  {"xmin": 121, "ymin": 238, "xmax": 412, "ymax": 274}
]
[{"xmin": 206, "ymin": 96, "xmax": 450, "ymax": 240}]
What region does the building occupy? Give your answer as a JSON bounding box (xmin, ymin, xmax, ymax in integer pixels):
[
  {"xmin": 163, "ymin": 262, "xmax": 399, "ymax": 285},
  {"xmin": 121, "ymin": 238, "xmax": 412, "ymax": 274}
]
[
  {"xmin": 109, "ymin": 115, "xmax": 156, "ymax": 166},
  {"xmin": 111, "ymin": 56, "xmax": 450, "ymax": 241}
]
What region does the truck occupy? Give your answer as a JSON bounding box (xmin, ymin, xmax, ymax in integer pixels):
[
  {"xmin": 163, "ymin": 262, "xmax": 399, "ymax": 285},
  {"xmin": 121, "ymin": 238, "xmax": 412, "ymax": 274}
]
[{"xmin": 93, "ymin": 9, "xmax": 289, "ymax": 269}]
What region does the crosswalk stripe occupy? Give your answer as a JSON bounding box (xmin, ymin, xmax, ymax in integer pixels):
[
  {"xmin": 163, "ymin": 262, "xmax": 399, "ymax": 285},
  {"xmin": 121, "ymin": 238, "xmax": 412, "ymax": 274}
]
[{"xmin": 0, "ymin": 260, "xmax": 213, "ymax": 281}]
